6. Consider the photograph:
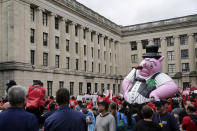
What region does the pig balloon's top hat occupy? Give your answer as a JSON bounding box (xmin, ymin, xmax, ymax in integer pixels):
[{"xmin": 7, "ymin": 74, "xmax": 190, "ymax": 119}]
[{"xmin": 142, "ymin": 45, "xmax": 161, "ymax": 59}]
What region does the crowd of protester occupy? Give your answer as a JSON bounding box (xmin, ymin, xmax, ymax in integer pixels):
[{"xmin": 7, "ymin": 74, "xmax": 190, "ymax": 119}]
[{"xmin": 0, "ymin": 80, "xmax": 197, "ymax": 131}]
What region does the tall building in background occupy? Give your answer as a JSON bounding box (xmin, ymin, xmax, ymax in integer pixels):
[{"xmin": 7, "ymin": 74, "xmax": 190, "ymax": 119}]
[{"xmin": 0, "ymin": 0, "xmax": 197, "ymax": 96}]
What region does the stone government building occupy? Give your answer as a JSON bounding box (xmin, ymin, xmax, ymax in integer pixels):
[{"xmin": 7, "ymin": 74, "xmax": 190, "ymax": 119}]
[{"xmin": 0, "ymin": 0, "xmax": 197, "ymax": 96}]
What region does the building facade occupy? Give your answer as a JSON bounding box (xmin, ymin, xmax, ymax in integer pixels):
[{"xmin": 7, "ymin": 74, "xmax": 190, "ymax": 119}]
[{"xmin": 0, "ymin": 0, "xmax": 197, "ymax": 96}]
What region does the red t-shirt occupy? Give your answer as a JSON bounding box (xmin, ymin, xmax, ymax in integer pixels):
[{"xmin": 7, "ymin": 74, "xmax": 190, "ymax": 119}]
[{"xmin": 182, "ymin": 116, "xmax": 197, "ymax": 131}]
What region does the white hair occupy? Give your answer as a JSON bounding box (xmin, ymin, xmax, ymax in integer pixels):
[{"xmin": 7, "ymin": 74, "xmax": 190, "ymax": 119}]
[{"xmin": 8, "ymin": 85, "xmax": 27, "ymax": 106}]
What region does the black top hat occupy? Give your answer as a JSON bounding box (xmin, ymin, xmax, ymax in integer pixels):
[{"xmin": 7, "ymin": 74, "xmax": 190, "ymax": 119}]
[{"xmin": 142, "ymin": 45, "xmax": 161, "ymax": 59}]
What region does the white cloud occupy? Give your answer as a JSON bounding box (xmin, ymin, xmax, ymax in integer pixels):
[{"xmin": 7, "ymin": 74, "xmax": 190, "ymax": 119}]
[{"xmin": 76, "ymin": 0, "xmax": 197, "ymax": 26}]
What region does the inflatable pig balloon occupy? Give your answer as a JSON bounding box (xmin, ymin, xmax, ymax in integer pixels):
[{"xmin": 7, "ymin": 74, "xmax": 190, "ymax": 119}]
[{"xmin": 122, "ymin": 45, "xmax": 178, "ymax": 104}]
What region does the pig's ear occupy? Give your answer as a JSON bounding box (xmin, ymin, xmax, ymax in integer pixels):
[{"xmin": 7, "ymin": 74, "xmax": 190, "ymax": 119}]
[{"xmin": 158, "ymin": 56, "xmax": 164, "ymax": 62}]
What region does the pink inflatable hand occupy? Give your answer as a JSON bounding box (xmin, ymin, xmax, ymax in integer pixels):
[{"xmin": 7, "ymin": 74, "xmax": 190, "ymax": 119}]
[{"xmin": 149, "ymin": 81, "xmax": 178, "ymax": 100}]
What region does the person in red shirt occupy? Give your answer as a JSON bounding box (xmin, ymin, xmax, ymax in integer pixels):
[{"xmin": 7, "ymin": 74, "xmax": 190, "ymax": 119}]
[
  {"xmin": 26, "ymin": 80, "xmax": 46, "ymax": 125},
  {"xmin": 69, "ymin": 96, "xmax": 78, "ymax": 109},
  {"xmin": 182, "ymin": 105, "xmax": 197, "ymax": 131}
]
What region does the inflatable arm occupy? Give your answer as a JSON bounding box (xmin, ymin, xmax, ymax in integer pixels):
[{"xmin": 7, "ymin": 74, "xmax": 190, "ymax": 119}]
[
  {"xmin": 149, "ymin": 81, "xmax": 178, "ymax": 100},
  {"xmin": 122, "ymin": 69, "xmax": 136, "ymax": 100}
]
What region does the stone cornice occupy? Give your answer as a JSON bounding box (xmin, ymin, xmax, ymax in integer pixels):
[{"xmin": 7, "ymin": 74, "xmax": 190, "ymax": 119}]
[
  {"xmin": 121, "ymin": 14, "xmax": 197, "ymax": 36},
  {"xmin": 0, "ymin": 62, "xmax": 123, "ymax": 80}
]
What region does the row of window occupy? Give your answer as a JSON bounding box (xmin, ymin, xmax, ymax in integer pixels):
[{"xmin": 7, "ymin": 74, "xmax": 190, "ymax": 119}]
[
  {"xmin": 130, "ymin": 34, "xmax": 197, "ymax": 51},
  {"xmin": 31, "ymin": 29, "xmax": 116, "ymax": 59},
  {"xmin": 31, "ymin": 51, "xmax": 116, "ymax": 73},
  {"xmin": 30, "ymin": 7, "xmax": 116, "ymax": 46},
  {"xmin": 168, "ymin": 63, "xmax": 190, "ymax": 73},
  {"xmin": 46, "ymin": 80, "xmax": 121, "ymax": 96},
  {"xmin": 131, "ymin": 48, "xmax": 197, "ymax": 63}
]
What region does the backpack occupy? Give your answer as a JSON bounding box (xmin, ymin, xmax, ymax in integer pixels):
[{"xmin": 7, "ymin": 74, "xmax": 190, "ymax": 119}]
[
  {"xmin": 117, "ymin": 112, "xmax": 127, "ymax": 131},
  {"xmin": 26, "ymin": 85, "xmax": 42, "ymax": 109}
]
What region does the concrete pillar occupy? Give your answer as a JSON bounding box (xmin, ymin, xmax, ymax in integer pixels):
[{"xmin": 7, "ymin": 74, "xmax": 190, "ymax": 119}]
[
  {"xmin": 49, "ymin": 13, "xmax": 56, "ymax": 67},
  {"xmin": 161, "ymin": 37, "xmax": 167, "ymax": 73},
  {"xmin": 86, "ymin": 29, "xmax": 92, "ymax": 72},
  {"xmin": 69, "ymin": 22, "xmax": 76, "ymax": 71},
  {"xmin": 106, "ymin": 38, "xmax": 110, "ymax": 74},
  {"xmin": 78, "ymin": 26, "xmax": 83, "ymax": 71},
  {"xmin": 35, "ymin": 8, "xmax": 43, "ymax": 66},
  {"xmin": 188, "ymin": 33, "xmax": 195, "ymax": 71},
  {"xmin": 174, "ymin": 35, "xmax": 181, "ymax": 72},
  {"xmin": 59, "ymin": 18, "xmax": 66, "ymax": 68},
  {"xmin": 93, "ymin": 33, "xmax": 99, "ymax": 73},
  {"xmin": 137, "ymin": 40, "xmax": 143, "ymax": 63}
]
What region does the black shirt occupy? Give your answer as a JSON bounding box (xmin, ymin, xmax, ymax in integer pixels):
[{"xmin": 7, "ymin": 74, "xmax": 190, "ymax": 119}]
[
  {"xmin": 152, "ymin": 112, "xmax": 180, "ymax": 131},
  {"xmin": 133, "ymin": 119, "xmax": 161, "ymax": 131}
]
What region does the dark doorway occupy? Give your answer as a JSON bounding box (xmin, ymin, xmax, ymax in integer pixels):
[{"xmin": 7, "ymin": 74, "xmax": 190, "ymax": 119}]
[{"xmin": 87, "ymin": 83, "xmax": 91, "ymax": 94}]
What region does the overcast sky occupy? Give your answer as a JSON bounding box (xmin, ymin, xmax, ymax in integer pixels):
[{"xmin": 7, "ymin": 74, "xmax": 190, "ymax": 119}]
[{"xmin": 76, "ymin": 0, "xmax": 197, "ymax": 26}]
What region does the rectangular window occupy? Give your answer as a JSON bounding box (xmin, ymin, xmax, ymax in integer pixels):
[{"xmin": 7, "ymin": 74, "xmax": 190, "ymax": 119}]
[
  {"xmin": 113, "ymin": 84, "xmax": 116, "ymax": 94},
  {"xmin": 98, "ymin": 35, "xmax": 100, "ymax": 44},
  {"xmin": 55, "ymin": 55, "xmax": 60, "ymax": 68},
  {"xmin": 66, "ymin": 22, "xmax": 69, "ymax": 33},
  {"xmin": 142, "ymin": 40, "xmax": 148, "ymax": 49},
  {"xmin": 66, "ymin": 57, "xmax": 70, "ymax": 69},
  {"xmin": 66, "ymin": 39, "xmax": 69, "ymax": 52},
  {"xmin": 30, "ymin": 7, "xmax": 34, "ymax": 22},
  {"xmin": 166, "ymin": 37, "xmax": 174, "ymax": 46},
  {"xmin": 167, "ymin": 51, "xmax": 175, "ymax": 60},
  {"xmin": 83, "ymin": 29, "xmax": 86, "ymax": 39},
  {"xmin": 75, "ymin": 25, "xmax": 78, "ymax": 36},
  {"xmin": 75, "ymin": 42, "xmax": 78, "ymax": 54},
  {"xmin": 118, "ymin": 84, "xmax": 120, "ymax": 93},
  {"xmin": 84, "ymin": 45, "xmax": 86, "ymax": 56},
  {"xmin": 104, "ymin": 51, "xmax": 106, "ymax": 60},
  {"xmin": 84, "ymin": 60, "xmax": 87, "ymax": 72},
  {"xmin": 130, "ymin": 41, "xmax": 137, "ymax": 50},
  {"xmin": 101, "ymin": 83, "xmax": 104, "ymax": 93},
  {"xmin": 30, "ymin": 28, "xmax": 35, "ymax": 43},
  {"xmin": 154, "ymin": 38, "xmax": 161, "ymax": 47},
  {"xmin": 183, "ymin": 82, "xmax": 191, "ymax": 89},
  {"xmin": 76, "ymin": 59, "xmax": 79, "ymax": 70},
  {"xmin": 42, "ymin": 12, "xmax": 48, "ymax": 26},
  {"xmin": 59, "ymin": 81, "xmax": 64, "ymax": 88},
  {"xmin": 91, "ymin": 47, "xmax": 94, "ymax": 58},
  {"xmin": 43, "ymin": 32, "xmax": 48, "ymax": 46},
  {"xmin": 107, "ymin": 84, "xmax": 110, "ymax": 90},
  {"xmin": 194, "ymin": 33, "xmax": 197, "ymax": 43},
  {"xmin": 55, "ymin": 36, "xmax": 59, "ymax": 49},
  {"xmin": 104, "ymin": 37, "xmax": 106, "ymax": 46},
  {"xmin": 181, "ymin": 49, "xmax": 189, "ymax": 59},
  {"xmin": 47, "ymin": 81, "xmax": 53, "ymax": 96},
  {"xmin": 195, "ymin": 48, "xmax": 197, "ymax": 58},
  {"xmin": 55, "ymin": 17, "xmax": 59, "ymax": 30},
  {"xmin": 91, "ymin": 32, "xmax": 94, "ymax": 42},
  {"xmin": 30, "ymin": 50, "xmax": 35, "ymax": 65},
  {"xmin": 43, "ymin": 53, "xmax": 48, "ymax": 66},
  {"xmin": 180, "ymin": 35, "xmax": 188, "ymax": 45},
  {"xmin": 70, "ymin": 82, "xmax": 74, "ymax": 95},
  {"xmin": 168, "ymin": 64, "xmax": 176, "ymax": 73},
  {"xmin": 92, "ymin": 62, "xmax": 94, "ymax": 72},
  {"xmin": 98, "ymin": 49, "xmax": 100, "ymax": 59},
  {"xmin": 79, "ymin": 82, "xmax": 83, "ymax": 95},
  {"xmin": 105, "ymin": 64, "xmax": 106, "ymax": 73},
  {"xmin": 110, "ymin": 53, "xmax": 112, "ymax": 62},
  {"xmin": 131, "ymin": 54, "xmax": 138, "ymax": 63},
  {"xmin": 98, "ymin": 63, "xmax": 101, "ymax": 73},
  {"xmin": 95, "ymin": 83, "xmax": 98, "ymax": 93},
  {"xmin": 182, "ymin": 63, "xmax": 190, "ymax": 72}
]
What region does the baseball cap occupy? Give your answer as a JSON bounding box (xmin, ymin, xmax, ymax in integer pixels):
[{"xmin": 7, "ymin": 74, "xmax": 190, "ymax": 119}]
[{"xmin": 6, "ymin": 80, "xmax": 16, "ymax": 87}]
